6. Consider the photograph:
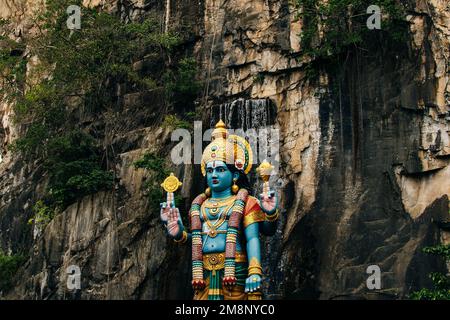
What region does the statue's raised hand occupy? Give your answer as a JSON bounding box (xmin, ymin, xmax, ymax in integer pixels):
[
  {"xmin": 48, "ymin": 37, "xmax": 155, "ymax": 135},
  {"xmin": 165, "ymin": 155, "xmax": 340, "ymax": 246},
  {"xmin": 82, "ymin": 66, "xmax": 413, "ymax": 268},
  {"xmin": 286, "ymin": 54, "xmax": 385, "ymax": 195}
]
[
  {"xmin": 259, "ymin": 190, "xmax": 278, "ymax": 214},
  {"xmin": 160, "ymin": 202, "xmax": 185, "ymax": 239},
  {"xmin": 167, "ymin": 207, "xmax": 184, "ymax": 238}
]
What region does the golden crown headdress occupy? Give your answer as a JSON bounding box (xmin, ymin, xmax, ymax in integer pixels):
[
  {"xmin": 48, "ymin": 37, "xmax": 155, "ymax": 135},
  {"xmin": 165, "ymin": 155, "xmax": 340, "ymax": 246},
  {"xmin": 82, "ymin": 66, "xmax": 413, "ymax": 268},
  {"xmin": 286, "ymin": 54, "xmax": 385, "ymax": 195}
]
[{"xmin": 201, "ymin": 120, "xmax": 253, "ymax": 176}]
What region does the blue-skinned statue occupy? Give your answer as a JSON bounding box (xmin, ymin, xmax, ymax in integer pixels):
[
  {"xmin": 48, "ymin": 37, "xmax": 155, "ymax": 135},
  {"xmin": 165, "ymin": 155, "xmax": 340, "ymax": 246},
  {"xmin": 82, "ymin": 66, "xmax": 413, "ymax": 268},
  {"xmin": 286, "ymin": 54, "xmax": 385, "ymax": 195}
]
[{"xmin": 160, "ymin": 120, "xmax": 280, "ymax": 300}]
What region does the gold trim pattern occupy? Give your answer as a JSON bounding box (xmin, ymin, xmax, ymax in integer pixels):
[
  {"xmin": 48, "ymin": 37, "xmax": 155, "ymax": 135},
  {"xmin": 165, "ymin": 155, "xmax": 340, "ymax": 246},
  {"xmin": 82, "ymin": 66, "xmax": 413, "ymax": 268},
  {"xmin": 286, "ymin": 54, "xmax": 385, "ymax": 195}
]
[
  {"xmin": 203, "ymin": 196, "xmax": 236, "ymax": 209},
  {"xmin": 243, "ymin": 210, "xmax": 265, "ymax": 228},
  {"xmin": 208, "ymin": 288, "xmax": 223, "ymax": 295},
  {"xmin": 201, "ymin": 230, "xmax": 227, "ymax": 235},
  {"xmin": 203, "ymin": 252, "xmax": 247, "ymax": 270},
  {"xmin": 247, "ymin": 257, "xmax": 263, "ymax": 276},
  {"xmin": 248, "ymin": 292, "xmax": 262, "ymax": 300}
]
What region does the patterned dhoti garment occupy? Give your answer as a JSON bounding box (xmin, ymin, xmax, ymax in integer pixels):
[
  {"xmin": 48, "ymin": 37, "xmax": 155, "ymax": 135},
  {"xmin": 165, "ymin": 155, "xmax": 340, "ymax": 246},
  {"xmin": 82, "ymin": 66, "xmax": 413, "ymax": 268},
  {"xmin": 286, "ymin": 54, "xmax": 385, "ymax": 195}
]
[{"xmin": 193, "ymin": 252, "xmax": 253, "ymax": 300}]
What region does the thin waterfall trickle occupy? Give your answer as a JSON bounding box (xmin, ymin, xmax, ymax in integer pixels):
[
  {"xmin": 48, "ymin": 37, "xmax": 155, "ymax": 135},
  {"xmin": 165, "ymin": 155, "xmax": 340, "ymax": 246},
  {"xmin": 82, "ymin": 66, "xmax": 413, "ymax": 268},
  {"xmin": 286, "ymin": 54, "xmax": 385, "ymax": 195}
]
[
  {"xmin": 164, "ymin": 0, "xmax": 170, "ymax": 33},
  {"xmin": 211, "ymin": 98, "xmax": 275, "ymax": 130}
]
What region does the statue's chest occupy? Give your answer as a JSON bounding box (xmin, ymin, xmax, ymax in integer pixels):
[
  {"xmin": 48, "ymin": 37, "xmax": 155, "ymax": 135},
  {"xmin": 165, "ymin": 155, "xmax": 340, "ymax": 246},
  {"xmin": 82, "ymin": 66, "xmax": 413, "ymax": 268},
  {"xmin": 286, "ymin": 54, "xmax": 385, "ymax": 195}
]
[
  {"xmin": 200, "ymin": 198, "xmax": 236, "ymax": 235},
  {"xmin": 200, "ymin": 204, "xmax": 233, "ymax": 223},
  {"xmin": 201, "ymin": 207, "xmax": 232, "ymax": 239}
]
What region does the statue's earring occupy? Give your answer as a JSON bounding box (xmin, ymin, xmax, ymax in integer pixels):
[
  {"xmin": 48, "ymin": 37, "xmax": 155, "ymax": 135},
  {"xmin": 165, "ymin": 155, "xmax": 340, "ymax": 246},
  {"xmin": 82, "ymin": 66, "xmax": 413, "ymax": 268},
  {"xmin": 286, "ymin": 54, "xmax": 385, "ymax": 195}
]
[
  {"xmin": 231, "ymin": 178, "xmax": 239, "ymax": 194},
  {"xmin": 205, "ymin": 187, "xmax": 211, "ymax": 197}
]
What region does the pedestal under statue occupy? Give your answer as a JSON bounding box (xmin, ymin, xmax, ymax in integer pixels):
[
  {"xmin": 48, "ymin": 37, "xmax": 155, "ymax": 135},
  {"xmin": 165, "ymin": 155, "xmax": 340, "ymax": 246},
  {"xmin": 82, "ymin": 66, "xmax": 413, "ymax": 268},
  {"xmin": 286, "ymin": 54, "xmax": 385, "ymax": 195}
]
[{"xmin": 160, "ymin": 120, "xmax": 280, "ymax": 300}]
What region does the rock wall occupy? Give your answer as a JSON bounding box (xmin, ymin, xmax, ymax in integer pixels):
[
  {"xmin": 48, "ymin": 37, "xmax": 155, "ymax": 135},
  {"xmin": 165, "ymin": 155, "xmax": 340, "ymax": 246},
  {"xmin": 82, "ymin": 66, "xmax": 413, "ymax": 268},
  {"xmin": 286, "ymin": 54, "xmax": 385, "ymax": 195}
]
[{"xmin": 0, "ymin": 0, "xmax": 449, "ymax": 299}]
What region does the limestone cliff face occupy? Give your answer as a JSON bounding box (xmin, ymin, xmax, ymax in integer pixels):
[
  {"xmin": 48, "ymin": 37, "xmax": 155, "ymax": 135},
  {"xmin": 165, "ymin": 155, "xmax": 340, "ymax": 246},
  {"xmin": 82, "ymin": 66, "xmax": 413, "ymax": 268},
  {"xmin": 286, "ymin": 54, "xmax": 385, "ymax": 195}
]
[{"xmin": 0, "ymin": 0, "xmax": 449, "ymax": 299}]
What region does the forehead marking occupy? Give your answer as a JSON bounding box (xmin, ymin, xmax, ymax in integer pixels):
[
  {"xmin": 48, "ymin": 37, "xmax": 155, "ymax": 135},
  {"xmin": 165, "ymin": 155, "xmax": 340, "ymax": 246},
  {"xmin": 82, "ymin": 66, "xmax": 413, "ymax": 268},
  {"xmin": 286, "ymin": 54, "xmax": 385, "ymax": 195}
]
[{"xmin": 206, "ymin": 161, "xmax": 227, "ymax": 169}]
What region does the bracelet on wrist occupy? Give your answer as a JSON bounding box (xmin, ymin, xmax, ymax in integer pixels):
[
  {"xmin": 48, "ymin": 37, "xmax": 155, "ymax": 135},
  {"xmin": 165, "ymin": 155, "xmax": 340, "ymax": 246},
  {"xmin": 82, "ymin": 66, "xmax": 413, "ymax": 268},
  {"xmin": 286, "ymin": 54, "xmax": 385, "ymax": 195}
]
[
  {"xmin": 265, "ymin": 209, "xmax": 279, "ymax": 222},
  {"xmin": 174, "ymin": 230, "xmax": 188, "ymax": 244},
  {"xmin": 248, "ymin": 266, "xmax": 263, "ymax": 276},
  {"xmin": 248, "ymin": 258, "xmax": 263, "ymax": 276}
]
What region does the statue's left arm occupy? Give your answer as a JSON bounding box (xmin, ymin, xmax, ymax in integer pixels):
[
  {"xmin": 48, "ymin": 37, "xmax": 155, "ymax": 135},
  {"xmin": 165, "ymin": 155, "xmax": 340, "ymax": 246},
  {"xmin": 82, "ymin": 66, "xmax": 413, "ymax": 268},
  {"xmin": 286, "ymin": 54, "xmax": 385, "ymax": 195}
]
[
  {"xmin": 244, "ymin": 222, "xmax": 262, "ymax": 293},
  {"xmin": 242, "ymin": 192, "xmax": 279, "ymax": 294},
  {"xmin": 242, "ymin": 196, "xmax": 270, "ymax": 294}
]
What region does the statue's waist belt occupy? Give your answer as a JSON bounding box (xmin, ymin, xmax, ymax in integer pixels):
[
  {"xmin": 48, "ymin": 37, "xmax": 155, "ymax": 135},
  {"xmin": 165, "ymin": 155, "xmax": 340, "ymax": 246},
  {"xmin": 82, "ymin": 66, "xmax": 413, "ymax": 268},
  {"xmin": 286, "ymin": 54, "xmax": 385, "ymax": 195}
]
[
  {"xmin": 203, "ymin": 252, "xmax": 247, "ymax": 271},
  {"xmin": 201, "ymin": 230, "xmax": 227, "ymax": 235},
  {"xmin": 201, "ymin": 230, "xmax": 242, "ymax": 236}
]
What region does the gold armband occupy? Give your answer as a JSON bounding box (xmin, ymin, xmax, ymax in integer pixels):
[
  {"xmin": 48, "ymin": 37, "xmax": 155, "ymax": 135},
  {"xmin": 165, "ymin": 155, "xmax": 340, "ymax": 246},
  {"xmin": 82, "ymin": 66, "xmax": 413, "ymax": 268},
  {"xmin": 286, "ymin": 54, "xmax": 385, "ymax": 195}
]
[
  {"xmin": 248, "ymin": 257, "xmax": 263, "ymax": 276},
  {"xmin": 174, "ymin": 230, "xmax": 188, "ymax": 244},
  {"xmin": 265, "ymin": 209, "xmax": 279, "ymax": 222}
]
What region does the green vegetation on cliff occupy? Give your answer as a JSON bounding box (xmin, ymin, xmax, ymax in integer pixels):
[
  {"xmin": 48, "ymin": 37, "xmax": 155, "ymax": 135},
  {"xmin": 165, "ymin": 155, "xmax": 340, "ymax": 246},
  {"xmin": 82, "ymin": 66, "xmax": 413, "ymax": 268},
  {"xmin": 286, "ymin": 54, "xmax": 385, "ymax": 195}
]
[
  {"xmin": 0, "ymin": 251, "xmax": 25, "ymax": 292},
  {"xmin": 164, "ymin": 57, "xmax": 201, "ymax": 110},
  {"xmin": 133, "ymin": 152, "xmax": 182, "ymax": 212},
  {"xmin": 0, "ymin": 0, "xmax": 199, "ymax": 224},
  {"xmin": 410, "ymin": 244, "xmax": 450, "ymax": 300},
  {"xmin": 296, "ymin": 0, "xmax": 409, "ymax": 74},
  {"xmin": 9, "ymin": 0, "xmax": 182, "ymax": 157},
  {"xmin": 44, "ymin": 130, "xmax": 114, "ymax": 208}
]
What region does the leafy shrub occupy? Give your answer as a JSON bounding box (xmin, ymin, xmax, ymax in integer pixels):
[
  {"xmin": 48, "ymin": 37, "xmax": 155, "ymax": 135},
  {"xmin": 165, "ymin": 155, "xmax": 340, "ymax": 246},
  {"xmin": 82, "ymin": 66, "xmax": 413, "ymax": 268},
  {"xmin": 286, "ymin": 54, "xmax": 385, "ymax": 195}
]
[
  {"xmin": 28, "ymin": 200, "xmax": 54, "ymax": 229},
  {"xmin": 2, "ymin": 1, "xmax": 196, "ymax": 225},
  {"xmin": 134, "ymin": 152, "xmax": 170, "ymax": 178},
  {"xmin": 27, "ymin": 130, "xmax": 114, "ymax": 230},
  {"xmin": 45, "ymin": 131, "xmax": 114, "ymax": 209},
  {"xmin": 410, "ymin": 244, "xmax": 450, "ymax": 300},
  {"xmin": 0, "ymin": 32, "xmax": 26, "ymax": 100},
  {"xmin": 134, "ymin": 152, "xmax": 183, "ymax": 211},
  {"xmin": 164, "ymin": 57, "xmax": 201, "ymax": 109},
  {"xmin": 162, "ymin": 115, "xmax": 192, "ymax": 130},
  {"xmin": 0, "ymin": 251, "xmax": 25, "ymax": 292}
]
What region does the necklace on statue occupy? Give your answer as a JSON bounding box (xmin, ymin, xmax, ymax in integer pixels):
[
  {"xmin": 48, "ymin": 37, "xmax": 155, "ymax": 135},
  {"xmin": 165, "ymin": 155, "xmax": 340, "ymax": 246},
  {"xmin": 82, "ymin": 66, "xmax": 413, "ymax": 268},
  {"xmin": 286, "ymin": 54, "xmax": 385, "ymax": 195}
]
[
  {"xmin": 204, "ymin": 196, "xmax": 235, "ymax": 217},
  {"xmin": 201, "ymin": 200, "xmax": 233, "ymax": 238}
]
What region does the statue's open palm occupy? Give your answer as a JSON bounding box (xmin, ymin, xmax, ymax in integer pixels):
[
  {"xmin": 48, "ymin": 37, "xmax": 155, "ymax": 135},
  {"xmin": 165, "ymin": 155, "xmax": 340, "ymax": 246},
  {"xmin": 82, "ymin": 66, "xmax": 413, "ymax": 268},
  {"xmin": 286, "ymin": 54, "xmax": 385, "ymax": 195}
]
[
  {"xmin": 167, "ymin": 208, "xmax": 183, "ymax": 238},
  {"xmin": 160, "ymin": 203, "xmax": 183, "ymax": 238},
  {"xmin": 259, "ymin": 191, "xmax": 278, "ymax": 214}
]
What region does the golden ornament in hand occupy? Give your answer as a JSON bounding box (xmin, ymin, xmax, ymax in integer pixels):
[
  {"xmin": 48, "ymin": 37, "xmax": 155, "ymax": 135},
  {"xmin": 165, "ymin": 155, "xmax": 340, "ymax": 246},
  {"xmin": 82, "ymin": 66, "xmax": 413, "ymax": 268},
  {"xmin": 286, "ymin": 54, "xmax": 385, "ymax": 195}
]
[
  {"xmin": 256, "ymin": 160, "xmax": 274, "ymax": 182},
  {"xmin": 161, "ymin": 173, "xmax": 183, "ymax": 193}
]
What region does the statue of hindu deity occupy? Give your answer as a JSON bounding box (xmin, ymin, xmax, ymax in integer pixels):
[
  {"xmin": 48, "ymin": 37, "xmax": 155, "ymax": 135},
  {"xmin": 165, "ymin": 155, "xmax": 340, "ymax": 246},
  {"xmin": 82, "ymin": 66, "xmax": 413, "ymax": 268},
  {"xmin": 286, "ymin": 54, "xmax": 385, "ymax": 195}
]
[{"xmin": 160, "ymin": 120, "xmax": 280, "ymax": 300}]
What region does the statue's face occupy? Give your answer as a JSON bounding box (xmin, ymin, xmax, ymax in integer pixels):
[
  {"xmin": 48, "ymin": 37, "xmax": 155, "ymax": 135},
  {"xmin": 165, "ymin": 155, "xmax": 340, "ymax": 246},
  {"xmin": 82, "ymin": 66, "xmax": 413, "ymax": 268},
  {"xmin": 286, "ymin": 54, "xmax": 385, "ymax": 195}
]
[{"xmin": 205, "ymin": 161, "xmax": 239, "ymax": 193}]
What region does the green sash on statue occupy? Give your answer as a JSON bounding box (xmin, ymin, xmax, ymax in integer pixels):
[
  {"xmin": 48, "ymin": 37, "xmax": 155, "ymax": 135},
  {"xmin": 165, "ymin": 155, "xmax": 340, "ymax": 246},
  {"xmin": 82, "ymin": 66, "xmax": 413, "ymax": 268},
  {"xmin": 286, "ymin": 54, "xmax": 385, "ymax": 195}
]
[{"xmin": 207, "ymin": 263, "xmax": 247, "ymax": 300}]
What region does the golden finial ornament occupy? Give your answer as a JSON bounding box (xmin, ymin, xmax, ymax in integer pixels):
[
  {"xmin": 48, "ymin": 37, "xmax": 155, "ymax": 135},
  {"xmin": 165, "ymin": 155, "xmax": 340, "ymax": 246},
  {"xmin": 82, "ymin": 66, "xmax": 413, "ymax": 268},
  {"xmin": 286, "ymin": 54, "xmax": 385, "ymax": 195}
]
[
  {"xmin": 256, "ymin": 160, "xmax": 274, "ymax": 182},
  {"xmin": 257, "ymin": 160, "xmax": 274, "ymax": 200},
  {"xmin": 161, "ymin": 173, "xmax": 183, "ymax": 193},
  {"xmin": 211, "ymin": 119, "xmax": 228, "ymax": 140}
]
